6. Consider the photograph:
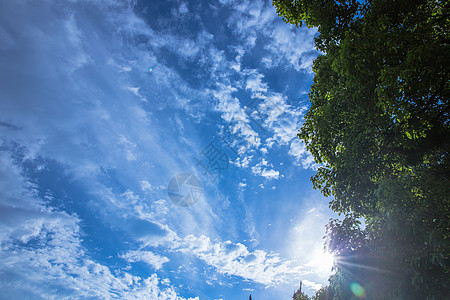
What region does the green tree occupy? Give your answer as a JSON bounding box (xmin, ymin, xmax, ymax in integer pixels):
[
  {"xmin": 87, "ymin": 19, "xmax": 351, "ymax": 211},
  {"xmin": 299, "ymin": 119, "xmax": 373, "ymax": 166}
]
[
  {"xmin": 312, "ymin": 286, "xmax": 332, "ymax": 300},
  {"xmin": 293, "ymin": 282, "xmax": 311, "ymax": 300},
  {"xmin": 275, "ymin": 0, "xmax": 450, "ymax": 298}
]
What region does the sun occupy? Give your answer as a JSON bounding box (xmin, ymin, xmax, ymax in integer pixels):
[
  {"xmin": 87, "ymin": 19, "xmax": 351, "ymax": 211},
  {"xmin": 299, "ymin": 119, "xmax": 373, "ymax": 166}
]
[{"xmin": 310, "ymin": 249, "xmax": 335, "ymax": 274}]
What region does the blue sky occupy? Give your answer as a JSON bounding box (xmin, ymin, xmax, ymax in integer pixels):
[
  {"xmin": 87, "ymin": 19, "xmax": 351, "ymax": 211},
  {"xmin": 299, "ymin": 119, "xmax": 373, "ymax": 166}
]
[{"xmin": 0, "ymin": 0, "xmax": 336, "ymax": 299}]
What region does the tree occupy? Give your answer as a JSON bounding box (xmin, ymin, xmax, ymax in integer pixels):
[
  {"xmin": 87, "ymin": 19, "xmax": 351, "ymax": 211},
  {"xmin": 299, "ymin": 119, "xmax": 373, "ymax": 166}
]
[
  {"xmin": 293, "ymin": 281, "xmax": 311, "ymax": 300},
  {"xmin": 274, "ymin": 0, "xmax": 450, "ymax": 298},
  {"xmin": 312, "ymin": 286, "xmax": 332, "ymax": 300}
]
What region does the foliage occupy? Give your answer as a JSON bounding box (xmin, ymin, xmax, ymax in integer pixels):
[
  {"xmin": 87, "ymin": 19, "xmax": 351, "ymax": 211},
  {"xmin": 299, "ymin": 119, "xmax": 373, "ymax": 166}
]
[
  {"xmin": 293, "ymin": 282, "xmax": 311, "ymax": 300},
  {"xmin": 293, "ymin": 291, "xmax": 310, "ymax": 300},
  {"xmin": 311, "ymin": 286, "xmax": 332, "ymax": 300},
  {"xmin": 275, "ymin": 0, "xmax": 450, "ymax": 298}
]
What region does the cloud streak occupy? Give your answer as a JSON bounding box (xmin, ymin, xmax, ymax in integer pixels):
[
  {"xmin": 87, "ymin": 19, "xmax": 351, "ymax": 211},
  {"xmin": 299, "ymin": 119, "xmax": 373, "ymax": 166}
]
[
  {"xmin": 0, "ymin": 0, "xmax": 328, "ymax": 298},
  {"xmin": 174, "ymin": 235, "xmax": 306, "ymax": 286},
  {"xmin": 0, "ymin": 149, "xmax": 195, "ymax": 300}
]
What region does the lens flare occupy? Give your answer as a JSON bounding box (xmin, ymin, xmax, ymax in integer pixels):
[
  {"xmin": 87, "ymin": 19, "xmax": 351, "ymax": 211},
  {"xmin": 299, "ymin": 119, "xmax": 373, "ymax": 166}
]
[
  {"xmin": 148, "ymin": 67, "xmax": 153, "ymax": 72},
  {"xmin": 350, "ymin": 282, "xmax": 365, "ymax": 298}
]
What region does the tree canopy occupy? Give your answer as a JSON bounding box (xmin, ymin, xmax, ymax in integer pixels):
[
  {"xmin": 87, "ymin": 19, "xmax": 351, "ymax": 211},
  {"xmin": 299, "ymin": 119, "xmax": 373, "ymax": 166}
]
[{"xmin": 275, "ymin": 0, "xmax": 450, "ymax": 298}]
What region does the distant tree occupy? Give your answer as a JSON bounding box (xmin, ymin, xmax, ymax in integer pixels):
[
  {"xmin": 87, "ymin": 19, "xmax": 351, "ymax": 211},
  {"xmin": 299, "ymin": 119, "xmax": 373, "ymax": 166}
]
[
  {"xmin": 274, "ymin": 0, "xmax": 450, "ymax": 298},
  {"xmin": 312, "ymin": 286, "xmax": 332, "ymax": 300},
  {"xmin": 293, "ymin": 281, "xmax": 311, "ymax": 300}
]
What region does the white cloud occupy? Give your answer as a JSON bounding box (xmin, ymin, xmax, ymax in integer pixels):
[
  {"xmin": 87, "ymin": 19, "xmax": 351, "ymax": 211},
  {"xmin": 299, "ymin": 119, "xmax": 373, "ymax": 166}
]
[
  {"xmin": 257, "ymin": 93, "xmax": 305, "ymax": 145},
  {"xmin": 140, "ymin": 180, "xmax": 164, "ymax": 192},
  {"xmin": 261, "ymin": 56, "xmax": 274, "ymax": 68},
  {"xmin": 246, "ymin": 73, "xmax": 268, "ymax": 93},
  {"xmin": 261, "ymin": 168, "xmax": 280, "ymax": 180},
  {"xmin": 178, "ymin": 2, "xmax": 189, "ymax": 15},
  {"xmin": 265, "ymin": 23, "xmax": 318, "ymax": 71},
  {"xmin": 128, "ymin": 86, "xmax": 140, "ymax": 96},
  {"xmin": 226, "ymin": 0, "xmax": 277, "ymax": 48},
  {"xmin": 127, "ymin": 86, "xmax": 148, "ymax": 102},
  {"xmin": 174, "ymin": 235, "xmax": 305, "ymax": 286},
  {"xmin": 0, "ymin": 0, "xmax": 325, "ymax": 297},
  {"xmin": 120, "ymin": 250, "xmax": 169, "ymax": 270},
  {"xmin": 213, "ymin": 84, "xmax": 261, "ymax": 153},
  {"xmin": 302, "ymin": 279, "xmax": 323, "ymax": 291},
  {"xmin": 243, "ymin": 69, "xmax": 311, "ymax": 152},
  {"xmin": 214, "ymin": 85, "xmax": 246, "ymax": 123},
  {"xmin": 119, "ymin": 135, "xmax": 138, "ymax": 161},
  {"xmin": 63, "ymin": 14, "xmax": 92, "ymax": 72},
  {"xmin": 251, "ymin": 158, "xmax": 281, "ymax": 180},
  {"xmin": 232, "ymin": 155, "xmax": 253, "ymax": 168},
  {"xmin": 223, "ymin": 0, "xmax": 318, "ymax": 71},
  {"xmin": 289, "ymin": 139, "xmax": 318, "ymax": 169},
  {"xmin": 0, "ymin": 150, "xmax": 194, "ymax": 300}
]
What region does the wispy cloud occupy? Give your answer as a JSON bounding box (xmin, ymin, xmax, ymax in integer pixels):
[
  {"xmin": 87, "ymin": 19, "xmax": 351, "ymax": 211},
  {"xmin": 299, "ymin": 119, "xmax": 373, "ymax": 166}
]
[
  {"xmin": 120, "ymin": 250, "xmax": 169, "ymax": 270},
  {"xmin": 251, "ymin": 158, "xmax": 281, "ymax": 180},
  {"xmin": 0, "ymin": 150, "xmax": 195, "ymax": 300},
  {"xmin": 289, "ymin": 138, "xmax": 318, "ymax": 170},
  {"xmin": 222, "ymin": 0, "xmax": 318, "ymax": 71},
  {"xmin": 174, "ymin": 235, "xmax": 306, "ymax": 286},
  {"xmin": 0, "ymin": 0, "xmax": 329, "ymax": 298},
  {"xmin": 213, "ymin": 84, "xmax": 261, "ymax": 153}
]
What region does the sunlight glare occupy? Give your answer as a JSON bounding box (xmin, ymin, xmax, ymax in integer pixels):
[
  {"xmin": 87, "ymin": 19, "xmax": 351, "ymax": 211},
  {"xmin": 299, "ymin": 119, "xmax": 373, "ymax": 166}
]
[{"xmin": 310, "ymin": 249, "xmax": 335, "ymax": 274}]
